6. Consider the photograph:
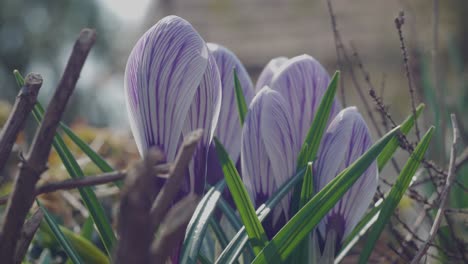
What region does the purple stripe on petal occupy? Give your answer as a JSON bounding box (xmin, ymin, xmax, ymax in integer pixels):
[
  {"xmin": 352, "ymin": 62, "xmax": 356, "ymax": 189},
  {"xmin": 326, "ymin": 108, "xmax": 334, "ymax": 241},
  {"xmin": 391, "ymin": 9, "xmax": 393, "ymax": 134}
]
[
  {"xmin": 314, "ymin": 107, "xmax": 377, "ymax": 244},
  {"xmin": 256, "ymin": 57, "xmax": 288, "ymax": 93},
  {"xmin": 241, "ymin": 87, "xmax": 297, "ymax": 232},
  {"xmin": 124, "ymin": 15, "xmax": 208, "ymax": 161},
  {"xmin": 182, "ymin": 52, "xmax": 222, "ymax": 194},
  {"xmin": 269, "ymin": 54, "xmax": 341, "ymax": 145},
  {"xmin": 207, "ymin": 43, "xmax": 254, "ymax": 164}
]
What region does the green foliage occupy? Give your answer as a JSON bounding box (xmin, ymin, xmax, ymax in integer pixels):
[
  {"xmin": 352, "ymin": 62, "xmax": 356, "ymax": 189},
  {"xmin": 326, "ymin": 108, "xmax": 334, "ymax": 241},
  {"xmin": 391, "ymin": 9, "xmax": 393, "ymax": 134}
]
[
  {"xmin": 216, "ymin": 168, "xmax": 306, "ymax": 263},
  {"xmin": 214, "ymin": 138, "xmax": 269, "ymax": 255},
  {"xmin": 38, "ymin": 201, "xmax": 83, "ymax": 264},
  {"xmin": 181, "ymin": 181, "xmax": 226, "ymax": 264},
  {"xmin": 251, "ymin": 126, "xmax": 400, "ymax": 263},
  {"xmin": 359, "ymin": 127, "xmax": 434, "ymax": 263},
  {"xmin": 233, "ymin": 68, "xmax": 248, "ymax": 125}
]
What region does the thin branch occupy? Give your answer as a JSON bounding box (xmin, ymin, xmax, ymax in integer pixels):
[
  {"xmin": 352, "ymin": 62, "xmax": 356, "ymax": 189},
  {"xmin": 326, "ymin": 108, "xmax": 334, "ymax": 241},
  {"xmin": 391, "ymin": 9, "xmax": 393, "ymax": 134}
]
[
  {"xmin": 150, "ymin": 194, "xmax": 200, "ymax": 262},
  {"xmin": 149, "ymin": 129, "xmax": 203, "ymax": 234},
  {"xmin": 0, "ymin": 73, "xmax": 43, "ymax": 172},
  {"xmin": 0, "ymin": 29, "xmax": 96, "ymax": 263},
  {"xmin": 14, "ymin": 209, "xmax": 44, "ymax": 264},
  {"xmin": 0, "ymin": 165, "xmax": 170, "ymax": 205},
  {"xmin": 411, "ymin": 114, "xmax": 459, "ymax": 264},
  {"xmin": 395, "ymin": 11, "xmax": 421, "ymax": 142},
  {"xmin": 326, "ymin": 0, "xmax": 346, "ymax": 106}
]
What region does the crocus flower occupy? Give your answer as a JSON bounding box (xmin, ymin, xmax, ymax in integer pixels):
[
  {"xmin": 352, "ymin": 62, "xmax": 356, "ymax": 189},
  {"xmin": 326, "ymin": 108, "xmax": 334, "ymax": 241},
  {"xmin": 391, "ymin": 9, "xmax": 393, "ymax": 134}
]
[
  {"xmin": 124, "ymin": 15, "xmax": 222, "ymax": 195},
  {"xmin": 205, "ymin": 43, "xmax": 255, "ymax": 184},
  {"xmin": 241, "ymin": 55, "xmax": 376, "ymax": 256}
]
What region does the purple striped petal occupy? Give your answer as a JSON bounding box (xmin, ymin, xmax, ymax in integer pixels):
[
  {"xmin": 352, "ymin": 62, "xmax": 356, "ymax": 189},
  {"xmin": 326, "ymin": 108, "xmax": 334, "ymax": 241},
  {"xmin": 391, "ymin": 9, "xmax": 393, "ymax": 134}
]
[
  {"xmin": 313, "ymin": 107, "xmax": 377, "ymax": 246},
  {"xmin": 269, "ymin": 54, "xmax": 341, "ymax": 145},
  {"xmin": 124, "ymin": 15, "xmax": 208, "ymax": 162},
  {"xmin": 241, "ymin": 87, "xmax": 297, "ymax": 229},
  {"xmin": 255, "ymin": 56, "xmax": 288, "ymax": 93},
  {"xmin": 207, "ymin": 43, "xmax": 254, "ymax": 162},
  {"xmin": 182, "ymin": 53, "xmax": 222, "ymax": 194}
]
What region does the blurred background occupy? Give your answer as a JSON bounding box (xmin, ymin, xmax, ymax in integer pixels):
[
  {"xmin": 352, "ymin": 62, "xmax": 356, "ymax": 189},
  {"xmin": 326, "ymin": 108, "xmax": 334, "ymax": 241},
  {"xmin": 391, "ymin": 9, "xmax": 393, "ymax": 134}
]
[{"xmin": 1, "ymin": 0, "xmax": 466, "ymax": 130}]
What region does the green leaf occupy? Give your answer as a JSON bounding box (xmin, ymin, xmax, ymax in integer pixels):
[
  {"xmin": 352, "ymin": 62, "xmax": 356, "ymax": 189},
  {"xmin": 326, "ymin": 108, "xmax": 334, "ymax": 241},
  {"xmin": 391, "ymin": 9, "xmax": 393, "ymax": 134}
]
[
  {"xmin": 80, "ymin": 217, "xmax": 94, "ymax": 240},
  {"xmin": 233, "ymin": 68, "xmax": 248, "ymax": 125},
  {"xmin": 295, "ymin": 162, "xmax": 314, "ymax": 262},
  {"xmin": 359, "ymin": 127, "xmax": 434, "ymax": 264},
  {"xmin": 291, "ymin": 71, "xmax": 339, "ymax": 220},
  {"xmin": 217, "ymin": 197, "xmax": 242, "ymax": 231},
  {"xmin": 38, "ymin": 201, "xmax": 83, "ymax": 264},
  {"xmin": 298, "ymin": 163, "xmax": 314, "ymax": 213},
  {"xmin": 252, "ymin": 126, "xmax": 400, "ymax": 264},
  {"xmin": 335, "ymin": 199, "xmax": 383, "ymax": 262},
  {"xmin": 215, "ymin": 168, "xmax": 305, "ymax": 264},
  {"xmin": 377, "ymin": 103, "xmax": 425, "ymax": 171},
  {"xmin": 209, "ymin": 217, "xmax": 229, "ymax": 248},
  {"xmin": 60, "ymin": 124, "xmax": 123, "ymax": 188},
  {"xmin": 14, "ymin": 71, "xmax": 116, "ymax": 256},
  {"xmin": 181, "ymin": 180, "xmax": 226, "ymax": 264},
  {"xmin": 337, "ymin": 105, "xmax": 426, "ymax": 260},
  {"xmin": 296, "ymin": 71, "xmax": 340, "ymax": 169},
  {"xmin": 60, "ymin": 225, "xmax": 110, "ymax": 264},
  {"xmin": 214, "ymin": 137, "xmax": 269, "ymax": 255}
]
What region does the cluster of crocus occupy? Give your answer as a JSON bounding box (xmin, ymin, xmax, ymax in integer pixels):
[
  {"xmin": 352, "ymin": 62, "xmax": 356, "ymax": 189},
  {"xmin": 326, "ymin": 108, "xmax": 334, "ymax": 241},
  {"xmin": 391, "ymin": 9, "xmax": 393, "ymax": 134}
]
[{"xmin": 124, "ymin": 15, "xmax": 377, "ymax": 260}]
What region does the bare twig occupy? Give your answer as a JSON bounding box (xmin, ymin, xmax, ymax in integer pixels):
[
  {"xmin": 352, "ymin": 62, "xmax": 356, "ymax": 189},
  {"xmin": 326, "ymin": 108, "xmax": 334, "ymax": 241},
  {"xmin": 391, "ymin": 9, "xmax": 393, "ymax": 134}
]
[
  {"xmin": 326, "ymin": 0, "xmax": 346, "ymax": 106},
  {"xmin": 411, "ymin": 114, "xmax": 459, "ymax": 264},
  {"xmin": 0, "ymin": 165, "xmax": 170, "ymax": 205},
  {"xmin": 115, "ymin": 148, "xmax": 165, "ymax": 264},
  {"xmin": 149, "ymin": 129, "xmax": 203, "ymax": 234},
  {"xmin": 150, "ymin": 194, "xmax": 200, "ymax": 263},
  {"xmin": 0, "ymin": 29, "xmax": 96, "ymax": 263},
  {"xmin": 0, "ymin": 74, "xmax": 43, "ymax": 172},
  {"xmin": 394, "ymin": 11, "xmax": 421, "ymax": 142},
  {"xmin": 14, "ymin": 209, "xmax": 44, "ymax": 264}
]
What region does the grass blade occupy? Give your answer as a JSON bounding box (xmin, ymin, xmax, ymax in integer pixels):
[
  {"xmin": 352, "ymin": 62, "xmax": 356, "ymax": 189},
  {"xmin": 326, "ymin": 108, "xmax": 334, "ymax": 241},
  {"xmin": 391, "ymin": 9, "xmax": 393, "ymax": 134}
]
[
  {"xmin": 15, "ymin": 69, "xmax": 122, "ymax": 188},
  {"xmin": 215, "ymin": 168, "xmax": 305, "ymax": 264},
  {"xmin": 181, "ymin": 180, "xmax": 226, "ymax": 264},
  {"xmin": 38, "ymin": 201, "xmax": 83, "ymax": 264},
  {"xmin": 359, "ymin": 127, "xmax": 434, "ymax": 263},
  {"xmin": 14, "ymin": 71, "xmax": 116, "ymax": 256},
  {"xmin": 233, "ymin": 68, "xmax": 248, "ymax": 125},
  {"xmin": 296, "ymin": 71, "xmax": 340, "ymax": 169},
  {"xmin": 252, "ymin": 126, "xmax": 400, "ymax": 263},
  {"xmin": 214, "ymin": 137, "xmax": 269, "ymax": 255},
  {"xmin": 59, "ymin": 124, "xmax": 123, "ymax": 188},
  {"xmin": 377, "ymin": 103, "xmax": 425, "ymax": 171}
]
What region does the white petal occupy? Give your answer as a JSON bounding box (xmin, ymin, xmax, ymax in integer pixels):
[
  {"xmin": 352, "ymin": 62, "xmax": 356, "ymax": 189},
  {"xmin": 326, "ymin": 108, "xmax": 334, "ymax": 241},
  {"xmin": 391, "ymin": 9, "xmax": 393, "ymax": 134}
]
[
  {"xmin": 124, "ymin": 15, "xmax": 208, "ymax": 162},
  {"xmin": 183, "ymin": 53, "xmax": 222, "ymax": 193},
  {"xmin": 270, "ymin": 54, "xmax": 341, "ymax": 145},
  {"xmin": 207, "ymin": 43, "xmax": 254, "ymax": 162},
  {"xmin": 314, "ymin": 107, "xmax": 377, "ymax": 243},
  {"xmin": 256, "ymin": 56, "xmax": 288, "ymax": 93}
]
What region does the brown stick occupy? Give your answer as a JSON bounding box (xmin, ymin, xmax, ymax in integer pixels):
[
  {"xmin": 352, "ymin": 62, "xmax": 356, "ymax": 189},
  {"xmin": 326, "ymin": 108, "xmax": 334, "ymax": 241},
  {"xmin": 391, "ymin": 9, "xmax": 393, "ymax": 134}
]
[
  {"xmin": 0, "ymin": 28, "xmax": 96, "ymax": 263},
  {"xmin": 115, "ymin": 148, "xmax": 165, "ymax": 264},
  {"xmin": 0, "ymin": 164, "xmax": 171, "ymax": 205},
  {"xmin": 14, "ymin": 209, "xmax": 44, "ymax": 264},
  {"xmin": 0, "ymin": 73, "xmax": 43, "ymax": 172},
  {"xmin": 411, "ymin": 114, "xmax": 459, "ymax": 264},
  {"xmin": 394, "ymin": 11, "xmax": 421, "ymax": 142},
  {"xmin": 149, "ymin": 129, "xmax": 203, "ymax": 234},
  {"xmin": 150, "ymin": 194, "xmax": 200, "ymax": 263}
]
